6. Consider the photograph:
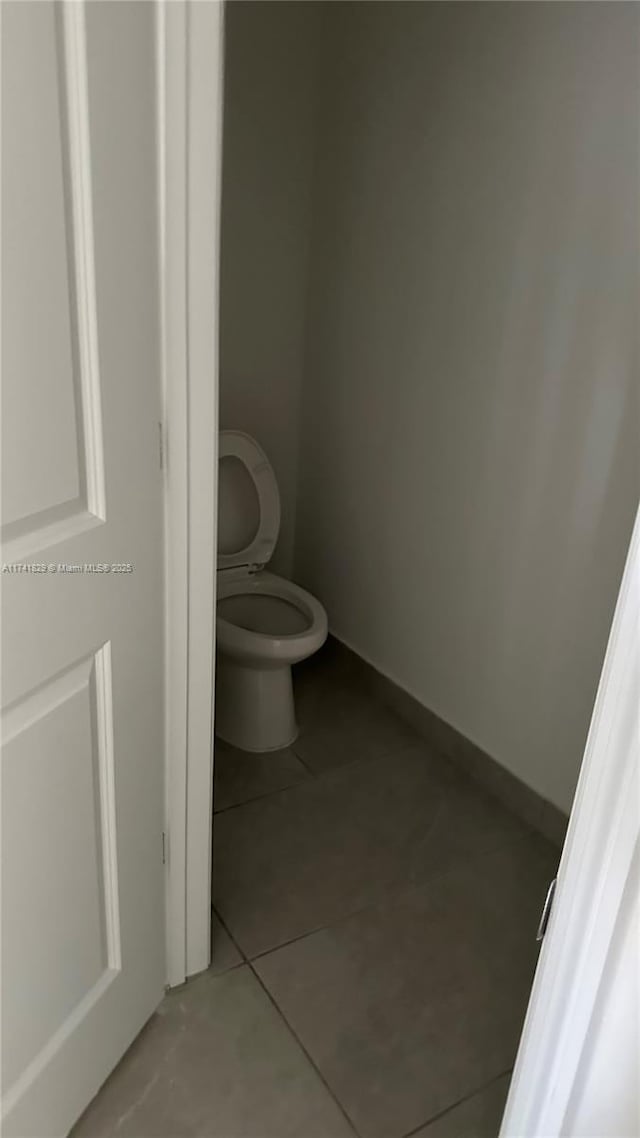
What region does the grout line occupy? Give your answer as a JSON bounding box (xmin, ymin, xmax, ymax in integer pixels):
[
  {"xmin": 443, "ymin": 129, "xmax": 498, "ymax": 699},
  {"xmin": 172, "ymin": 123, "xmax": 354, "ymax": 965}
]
[
  {"xmin": 248, "ymin": 960, "xmax": 362, "ymax": 1138},
  {"xmin": 213, "ymin": 775, "xmax": 309, "ymax": 817},
  {"xmin": 288, "ymin": 739, "xmax": 316, "ymax": 777},
  {"xmin": 241, "ymin": 827, "xmax": 538, "ymax": 969},
  {"xmin": 400, "ymin": 1067, "xmax": 513, "ymax": 1138},
  {"xmin": 290, "ymin": 735, "xmax": 420, "ymax": 779},
  {"xmin": 207, "ymin": 958, "xmax": 246, "ymax": 979},
  {"xmin": 212, "ymin": 904, "xmax": 248, "ymax": 963},
  {"xmin": 215, "ymin": 735, "xmax": 422, "ymax": 819},
  {"xmin": 248, "ymin": 899, "xmax": 381, "ymax": 964}
]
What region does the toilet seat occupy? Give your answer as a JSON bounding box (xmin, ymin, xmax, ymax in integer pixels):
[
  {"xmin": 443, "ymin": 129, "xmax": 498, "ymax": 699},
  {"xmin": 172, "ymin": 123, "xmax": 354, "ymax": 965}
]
[
  {"xmin": 217, "ymin": 570, "xmax": 328, "ymax": 666},
  {"xmin": 218, "ymin": 431, "xmax": 280, "ymax": 571}
]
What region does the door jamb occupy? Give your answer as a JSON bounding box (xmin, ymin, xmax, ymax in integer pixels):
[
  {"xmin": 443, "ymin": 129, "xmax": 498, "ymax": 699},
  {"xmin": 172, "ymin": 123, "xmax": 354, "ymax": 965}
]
[
  {"xmin": 158, "ymin": 0, "xmax": 224, "ymax": 988},
  {"xmin": 501, "ymin": 505, "xmax": 639, "ymax": 1135}
]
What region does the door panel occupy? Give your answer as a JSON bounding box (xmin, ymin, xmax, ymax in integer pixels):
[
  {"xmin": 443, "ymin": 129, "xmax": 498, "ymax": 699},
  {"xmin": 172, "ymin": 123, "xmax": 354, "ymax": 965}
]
[
  {"xmin": 2, "ymin": 0, "xmax": 104, "ymax": 559},
  {"xmin": 2, "ymin": 1, "xmax": 81, "ymax": 529},
  {"xmin": 1, "ymin": 3, "xmax": 165, "ymax": 1134},
  {"xmin": 2, "ymin": 648, "xmax": 118, "ymax": 1094}
]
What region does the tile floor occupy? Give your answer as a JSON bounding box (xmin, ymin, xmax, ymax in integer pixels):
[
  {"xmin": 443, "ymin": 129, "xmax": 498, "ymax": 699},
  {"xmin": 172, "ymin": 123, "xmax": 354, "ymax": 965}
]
[{"xmin": 74, "ymin": 645, "xmax": 557, "ymax": 1138}]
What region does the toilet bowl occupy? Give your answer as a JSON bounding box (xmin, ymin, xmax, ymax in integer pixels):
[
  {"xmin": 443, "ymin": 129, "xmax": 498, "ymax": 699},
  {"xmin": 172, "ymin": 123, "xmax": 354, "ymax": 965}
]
[{"xmin": 215, "ymin": 430, "xmax": 328, "ymax": 752}]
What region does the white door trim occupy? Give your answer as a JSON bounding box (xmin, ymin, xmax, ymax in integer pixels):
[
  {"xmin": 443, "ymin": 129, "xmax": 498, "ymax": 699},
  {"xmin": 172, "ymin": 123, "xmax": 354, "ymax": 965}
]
[
  {"xmin": 158, "ymin": 0, "xmax": 223, "ymax": 988},
  {"xmin": 501, "ymin": 505, "xmax": 639, "ymax": 1136}
]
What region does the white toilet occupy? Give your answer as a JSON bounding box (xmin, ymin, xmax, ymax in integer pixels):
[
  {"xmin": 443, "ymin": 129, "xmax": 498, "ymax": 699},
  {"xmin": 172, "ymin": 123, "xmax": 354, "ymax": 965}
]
[{"xmin": 215, "ymin": 430, "xmax": 328, "ymax": 752}]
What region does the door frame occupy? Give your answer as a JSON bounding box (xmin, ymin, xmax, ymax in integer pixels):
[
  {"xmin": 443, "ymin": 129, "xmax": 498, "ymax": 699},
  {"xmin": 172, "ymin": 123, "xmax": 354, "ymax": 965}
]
[
  {"xmin": 158, "ymin": 0, "xmax": 224, "ymax": 988},
  {"xmin": 501, "ymin": 505, "xmax": 639, "ymax": 1135},
  {"xmin": 159, "ymin": 1, "xmax": 639, "ymax": 1122}
]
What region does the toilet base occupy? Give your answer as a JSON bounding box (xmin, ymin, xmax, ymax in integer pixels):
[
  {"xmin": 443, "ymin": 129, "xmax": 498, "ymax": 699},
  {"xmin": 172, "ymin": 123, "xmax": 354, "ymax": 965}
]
[{"xmin": 215, "ymin": 657, "xmax": 298, "ymax": 752}]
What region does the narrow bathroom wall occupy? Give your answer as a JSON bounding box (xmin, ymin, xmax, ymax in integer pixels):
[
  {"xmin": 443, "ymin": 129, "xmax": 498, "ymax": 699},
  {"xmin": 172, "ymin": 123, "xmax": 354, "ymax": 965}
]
[
  {"xmin": 295, "ymin": 2, "xmax": 639, "ymax": 813},
  {"xmin": 219, "ymin": 2, "xmax": 320, "ymax": 574}
]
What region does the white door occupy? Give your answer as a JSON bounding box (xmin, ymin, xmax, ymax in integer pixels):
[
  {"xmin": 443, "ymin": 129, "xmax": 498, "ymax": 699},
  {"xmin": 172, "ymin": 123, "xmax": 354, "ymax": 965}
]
[{"xmin": 1, "ymin": 3, "xmax": 165, "ymax": 1134}]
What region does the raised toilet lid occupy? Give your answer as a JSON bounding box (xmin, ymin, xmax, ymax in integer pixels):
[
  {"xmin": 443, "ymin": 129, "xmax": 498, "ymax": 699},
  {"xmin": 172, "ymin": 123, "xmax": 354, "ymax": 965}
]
[{"xmin": 217, "ymin": 430, "xmax": 280, "ymax": 571}]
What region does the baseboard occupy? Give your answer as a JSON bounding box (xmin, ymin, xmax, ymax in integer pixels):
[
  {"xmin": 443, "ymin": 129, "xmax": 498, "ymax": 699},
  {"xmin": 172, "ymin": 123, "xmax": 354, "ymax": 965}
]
[{"xmin": 325, "ymin": 633, "xmax": 569, "ymax": 850}]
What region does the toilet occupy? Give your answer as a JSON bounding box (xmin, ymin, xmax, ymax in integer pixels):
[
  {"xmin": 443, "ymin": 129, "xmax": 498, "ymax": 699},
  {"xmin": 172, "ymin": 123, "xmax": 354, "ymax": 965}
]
[{"xmin": 215, "ymin": 430, "xmax": 328, "ymax": 752}]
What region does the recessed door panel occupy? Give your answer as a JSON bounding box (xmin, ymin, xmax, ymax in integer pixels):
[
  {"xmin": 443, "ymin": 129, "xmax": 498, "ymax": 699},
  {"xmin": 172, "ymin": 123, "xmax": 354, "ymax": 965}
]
[
  {"xmin": 1, "ymin": 647, "xmax": 119, "ymax": 1101},
  {"xmin": 1, "ymin": 1, "xmax": 105, "ymax": 560}
]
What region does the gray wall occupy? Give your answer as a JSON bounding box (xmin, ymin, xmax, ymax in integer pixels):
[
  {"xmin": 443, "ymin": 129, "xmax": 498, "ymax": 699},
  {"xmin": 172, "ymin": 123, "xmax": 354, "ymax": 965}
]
[
  {"xmin": 219, "ymin": 2, "xmax": 319, "ymax": 573},
  {"xmin": 220, "ymin": 2, "xmax": 639, "ymax": 814},
  {"xmin": 295, "ymin": 2, "xmax": 639, "ymax": 813}
]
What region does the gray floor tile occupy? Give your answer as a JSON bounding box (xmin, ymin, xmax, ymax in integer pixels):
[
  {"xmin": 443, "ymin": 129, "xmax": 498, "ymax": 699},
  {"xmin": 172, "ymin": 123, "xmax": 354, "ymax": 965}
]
[
  {"xmin": 255, "ymin": 837, "xmax": 555, "ymax": 1138},
  {"xmin": 214, "ymin": 746, "xmax": 448, "ymax": 957},
  {"xmin": 75, "ymin": 658, "xmax": 551, "ymax": 1138},
  {"xmin": 210, "ymin": 910, "xmax": 243, "ymax": 974},
  {"xmin": 294, "ymin": 697, "xmax": 418, "ymax": 774},
  {"xmin": 72, "ymin": 966, "xmax": 354, "ymax": 1138},
  {"xmin": 294, "ymin": 656, "xmax": 378, "ymax": 735},
  {"xmin": 214, "ymin": 739, "xmax": 309, "ymax": 812},
  {"xmin": 411, "ymin": 1073, "xmax": 511, "ymax": 1138},
  {"xmin": 403, "ymin": 769, "xmax": 540, "ymax": 891},
  {"xmin": 295, "ymin": 644, "xmax": 439, "ymax": 776},
  {"xmin": 294, "ymin": 649, "xmax": 419, "ymax": 774},
  {"xmin": 293, "ymin": 642, "xmax": 362, "ymax": 714},
  {"xmin": 213, "ymin": 747, "xmax": 532, "ymax": 959}
]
